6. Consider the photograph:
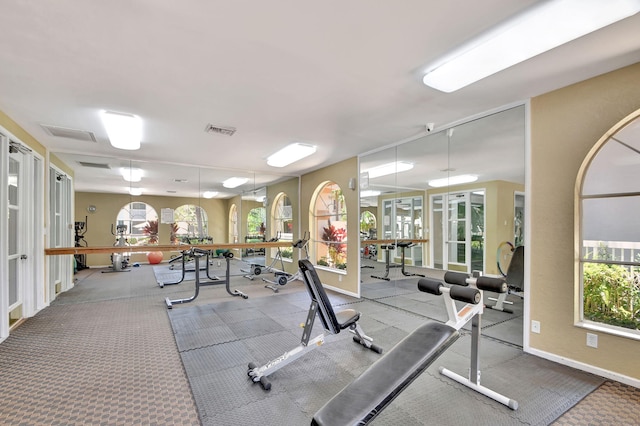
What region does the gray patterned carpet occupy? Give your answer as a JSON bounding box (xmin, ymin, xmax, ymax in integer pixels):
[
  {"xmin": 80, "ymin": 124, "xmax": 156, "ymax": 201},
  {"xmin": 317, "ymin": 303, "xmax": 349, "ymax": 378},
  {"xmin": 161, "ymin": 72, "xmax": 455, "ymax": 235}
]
[{"xmin": 1, "ymin": 263, "xmax": 638, "ymax": 425}]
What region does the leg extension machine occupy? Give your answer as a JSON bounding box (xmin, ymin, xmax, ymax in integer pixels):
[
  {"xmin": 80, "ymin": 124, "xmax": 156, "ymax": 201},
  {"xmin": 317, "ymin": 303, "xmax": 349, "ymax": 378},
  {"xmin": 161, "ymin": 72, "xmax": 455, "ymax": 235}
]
[{"xmin": 311, "ymin": 271, "xmax": 516, "ymax": 425}]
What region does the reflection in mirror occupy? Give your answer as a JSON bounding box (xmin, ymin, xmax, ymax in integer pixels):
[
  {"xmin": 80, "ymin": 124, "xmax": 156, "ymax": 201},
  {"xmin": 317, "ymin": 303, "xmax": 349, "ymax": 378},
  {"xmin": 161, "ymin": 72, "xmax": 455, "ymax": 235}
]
[
  {"xmin": 271, "ymin": 193, "xmax": 293, "ymax": 260},
  {"xmin": 242, "ymin": 181, "xmax": 266, "ymax": 260},
  {"xmin": 52, "ymin": 152, "xmax": 299, "ymax": 274},
  {"xmin": 359, "ymin": 105, "xmax": 525, "ymax": 344}
]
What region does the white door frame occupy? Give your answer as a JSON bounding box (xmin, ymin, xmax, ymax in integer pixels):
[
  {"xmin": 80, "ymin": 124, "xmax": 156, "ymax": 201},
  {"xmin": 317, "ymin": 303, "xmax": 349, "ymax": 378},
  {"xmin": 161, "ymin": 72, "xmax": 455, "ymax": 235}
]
[
  {"xmin": 28, "ymin": 154, "xmax": 45, "ymax": 313},
  {"xmin": 0, "ymin": 133, "xmax": 9, "ymax": 342},
  {"xmin": 430, "ymin": 190, "xmax": 485, "ymax": 273},
  {"xmin": 1, "ymin": 128, "xmax": 45, "ymax": 339},
  {"xmin": 7, "ymin": 146, "xmax": 25, "ymax": 315},
  {"xmin": 48, "ymin": 164, "xmax": 74, "ymax": 302}
]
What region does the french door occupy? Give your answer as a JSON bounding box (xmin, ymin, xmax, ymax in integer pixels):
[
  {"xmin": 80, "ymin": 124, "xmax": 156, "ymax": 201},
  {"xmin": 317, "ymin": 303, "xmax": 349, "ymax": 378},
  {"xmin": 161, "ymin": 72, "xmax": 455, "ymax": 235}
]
[
  {"xmin": 1, "ymin": 132, "xmax": 45, "ymax": 342},
  {"xmin": 431, "ymin": 191, "xmax": 485, "ymax": 273},
  {"xmin": 7, "ymin": 147, "xmax": 23, "ymax": 324},
  {"xmin": 49, "ymin": 166, "xmax": 73, "ymax": 300}
]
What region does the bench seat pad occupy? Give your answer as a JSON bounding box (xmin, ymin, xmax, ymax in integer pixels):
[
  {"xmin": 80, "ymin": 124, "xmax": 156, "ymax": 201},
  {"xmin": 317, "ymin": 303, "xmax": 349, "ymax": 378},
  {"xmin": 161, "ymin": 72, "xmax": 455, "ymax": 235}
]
[{"xmin": 312, "ymin": 321, "xmax": 458, "ymax": 426}]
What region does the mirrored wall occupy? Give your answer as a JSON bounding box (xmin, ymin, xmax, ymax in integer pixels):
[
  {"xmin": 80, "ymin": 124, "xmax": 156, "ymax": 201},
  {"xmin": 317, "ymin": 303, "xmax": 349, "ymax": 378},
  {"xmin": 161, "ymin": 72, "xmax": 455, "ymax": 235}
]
[
  {"xmin": 50, "ymin": 152, "xmax": 300, "ymax": 289},
  {"xmin": 359, "ymin": 104, "xmax": 526, "ymax": 344}
]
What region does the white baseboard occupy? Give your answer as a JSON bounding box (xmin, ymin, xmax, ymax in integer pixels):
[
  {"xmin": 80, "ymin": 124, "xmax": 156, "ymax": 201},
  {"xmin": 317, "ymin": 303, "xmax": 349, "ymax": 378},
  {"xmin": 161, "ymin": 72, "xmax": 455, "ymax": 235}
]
[
  {"xmin": 322, "ymin": 283, "xmax": 359, "ymax": 298},
  {"xmin": 526, "ymin": 347, "xmax": 640, "ymax": 388}
]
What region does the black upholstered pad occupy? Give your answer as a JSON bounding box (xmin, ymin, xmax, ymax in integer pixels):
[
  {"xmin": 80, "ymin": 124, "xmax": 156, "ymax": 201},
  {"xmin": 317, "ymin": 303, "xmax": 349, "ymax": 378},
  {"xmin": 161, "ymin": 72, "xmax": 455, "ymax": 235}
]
[
  {"xmin": 335, "ymin": 309, "xmax": 360, "ymax": 330},
  {"xmin": 312, "ymin": 321, "xmax": 459, "ymax": 426}
]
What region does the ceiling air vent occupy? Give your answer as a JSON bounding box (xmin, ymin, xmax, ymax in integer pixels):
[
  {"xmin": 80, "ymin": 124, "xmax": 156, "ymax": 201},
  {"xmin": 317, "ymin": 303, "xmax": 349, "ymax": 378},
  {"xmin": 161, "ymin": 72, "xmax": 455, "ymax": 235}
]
[
  {"xmin": 41, "ymin": 124, "xmax": 98, "ymax": 143},
  {"xmin": 204, "ymin": 124, "xmax": 236, "ymax": 136},
  {"xmin": 78, "ymin": 161, "xmax": 111, "ymax": 169}
]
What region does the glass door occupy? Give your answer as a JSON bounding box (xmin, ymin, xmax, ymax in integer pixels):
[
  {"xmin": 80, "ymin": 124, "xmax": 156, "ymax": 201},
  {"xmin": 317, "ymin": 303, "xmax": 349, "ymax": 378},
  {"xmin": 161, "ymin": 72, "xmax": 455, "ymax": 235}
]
[
  {"xmin": 447, "ymin": 193, "xmax": 468, "ymax": 271},
  {"xmin": 431, "ymin": 190, "xmax": 485, "ymax": 273},
  {"xmin": 382, "ymin": 196, "xmax": 423, "ymax": 266},
  {"xmin": 49, "ymin": 168, "xmax": 63, "ymax": 298},
  {"xmin": 8, "ymin": 149, "xmax": 23, "ymax": 324},
  {"xmin": 431, "ymin": 195, "xmax": 444, "ymax": 269}
]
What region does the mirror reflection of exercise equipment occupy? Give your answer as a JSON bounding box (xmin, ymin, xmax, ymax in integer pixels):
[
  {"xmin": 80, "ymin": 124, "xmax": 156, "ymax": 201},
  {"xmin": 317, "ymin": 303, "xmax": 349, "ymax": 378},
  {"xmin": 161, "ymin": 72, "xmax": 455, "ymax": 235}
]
[
  {"xmin": 165, "ymin": 249, "xmax": 247, "ymax": 309},
  {"xmin": 371, "ymin": 241, "xmax": 426, "ymax": 281},
  {"xmin": 262, "ymin": 231, "xmax": 310, "ymax": 292},
  {"xmin": 102, "ymin": 224, "xmax": 130, "ymax": 273},
  {"xmin": 487, "ymin": 243, "xmax": 525, "ymax": 314},
  {"xmin": 242, "ymin": 233, "xmax": 284, "ymax": 281},
  {"xmin": 74, "ymin": 216, "xmax": 89, "ymax": 272}
]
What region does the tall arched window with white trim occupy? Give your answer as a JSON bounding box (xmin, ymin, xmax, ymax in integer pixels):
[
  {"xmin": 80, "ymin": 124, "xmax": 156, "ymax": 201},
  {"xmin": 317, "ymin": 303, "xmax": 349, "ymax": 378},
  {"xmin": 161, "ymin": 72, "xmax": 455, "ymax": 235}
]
[
  {"xmin": 116, "ymin": 202, "xmax": 158, "ymax": 246},
  {"xmin": 272, "ymin": 193, "xmax": 293, "ymax": 260},
  {"xmin": 577, "ymin": 110, "xmax": 640, "ymax": 335},
  {"xmin": 173, "ymin": 204, "xmax": 209, "ymax": 243},
  {"xmin": 229, "ymin": 204, "xmax": 238, "ymax": 244},
  {"xmin": 312, "ymin": 182, "xmax": 347, "ymax": 270}
]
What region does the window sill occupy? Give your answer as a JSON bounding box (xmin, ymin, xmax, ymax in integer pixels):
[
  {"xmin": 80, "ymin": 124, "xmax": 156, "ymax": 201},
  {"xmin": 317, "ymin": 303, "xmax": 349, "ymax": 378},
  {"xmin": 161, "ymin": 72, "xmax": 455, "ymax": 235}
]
[
  {"xmin": 315, "ymin": 265, "xmax": 347, "ymax": 275},
  {"xmin": 576, "ymin": 320, "xmax": 640, "ymax": 341}
]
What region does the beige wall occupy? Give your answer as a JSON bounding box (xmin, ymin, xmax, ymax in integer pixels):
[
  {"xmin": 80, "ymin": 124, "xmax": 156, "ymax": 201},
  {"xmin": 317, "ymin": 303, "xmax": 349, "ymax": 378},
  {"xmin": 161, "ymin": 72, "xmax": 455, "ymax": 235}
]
[
  {"xmin": 300, "ymin": 157, "xmax": 359, "ymax": 295},
  {"xmin": 530, "ymin": 62, "xmax": 640, "ymax": 381},
  {"xmin": 75, "ymin": 192, "xmax": 228, "ymax": 266},
  {"xmin": 49, "ymin": 153, "xmax": 75, "ymax": 177},
  {"xmin": 266, "ymin": 177, "xmax": 300, "ymax": 275},
  {"xmin": 0, "ymin": 110, "xmax": 46, "ymax": 157}
]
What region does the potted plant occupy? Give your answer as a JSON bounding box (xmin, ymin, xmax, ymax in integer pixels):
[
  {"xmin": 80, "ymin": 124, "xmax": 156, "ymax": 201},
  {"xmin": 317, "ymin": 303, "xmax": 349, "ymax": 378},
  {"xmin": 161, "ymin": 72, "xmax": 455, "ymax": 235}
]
[
  {"xmin": 143, "ymin": 220, "xmax": 159, "ymax": 244},
  {"xmin": 321, "ymin": 219, "xmax": 347, "ymax": 269}
]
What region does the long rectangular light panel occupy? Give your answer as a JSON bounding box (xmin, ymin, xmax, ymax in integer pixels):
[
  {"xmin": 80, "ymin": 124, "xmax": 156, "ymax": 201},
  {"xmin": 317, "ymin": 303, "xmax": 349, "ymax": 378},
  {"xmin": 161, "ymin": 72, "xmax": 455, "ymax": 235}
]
[
  {"xmin": 423, "ymin": 0, "xmax": 640, "ymax": 92},
  {"xmin": 267, "ymin": 143, "xmax": 316, "ymax": 167}
]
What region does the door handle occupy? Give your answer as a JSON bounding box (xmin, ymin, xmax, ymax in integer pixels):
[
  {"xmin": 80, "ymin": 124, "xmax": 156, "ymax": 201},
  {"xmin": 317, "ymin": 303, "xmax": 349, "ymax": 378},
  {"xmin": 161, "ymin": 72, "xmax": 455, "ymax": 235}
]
[{"xmin": 20, "ymin": 254, "xmax": 27, "ymax": 260}]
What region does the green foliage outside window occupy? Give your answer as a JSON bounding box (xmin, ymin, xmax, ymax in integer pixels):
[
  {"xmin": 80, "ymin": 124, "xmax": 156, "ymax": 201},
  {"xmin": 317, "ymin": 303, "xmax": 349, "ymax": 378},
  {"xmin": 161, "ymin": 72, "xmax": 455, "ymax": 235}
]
[
  {"xmin": 247, "ymin": 207, "xmax": 266, "ymax": 235},
  {"xmin": 583, "ymin": 262, "xmax": 640, "ymax": 330}
]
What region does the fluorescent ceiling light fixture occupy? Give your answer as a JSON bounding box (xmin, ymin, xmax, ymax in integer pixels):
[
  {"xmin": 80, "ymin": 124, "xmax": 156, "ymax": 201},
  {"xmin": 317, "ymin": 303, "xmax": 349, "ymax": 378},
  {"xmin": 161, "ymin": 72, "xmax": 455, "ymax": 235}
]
[
  {"xmin": 202, "ymin": 191, "xmax": 218, "ymax": 199},
  {"xmin": 129, "ymin": 187, "xmax": 143, "ymax": 196},
  {"xmin": 360, "ymin": 190, "xmax": 381, "ymax": 197},
  {"xmin": 101, "ymin": 110, "xmax": 142, "ymax": 150},
  {"xmin": 267, "ymin": 143, "xmax": 317, "ymax": 167},
  {"xmin": 365, "ymin": 161, "xmax": 414, "ymax": 179},
  {"xmin": 223, "ymin": 177, "xmax": 249, "ymax": 188},
  {"xmin": 428, "ymin": 174, "xmax": 478, "ymax": 188},
  {"xmin": 423, "ymin": 0, "xmax": 640, "ymax": 92},
  {"xmin": 120, "ymin": 167, "xmax": 143, "ymax": 182}
]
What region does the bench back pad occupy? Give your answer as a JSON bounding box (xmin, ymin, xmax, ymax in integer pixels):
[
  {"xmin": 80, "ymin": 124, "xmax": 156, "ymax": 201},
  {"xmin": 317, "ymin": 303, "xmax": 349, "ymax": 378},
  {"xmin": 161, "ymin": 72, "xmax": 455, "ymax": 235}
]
[{"xmin": 299, "ymin": 259, "xmax": 340, "ymax": 334}]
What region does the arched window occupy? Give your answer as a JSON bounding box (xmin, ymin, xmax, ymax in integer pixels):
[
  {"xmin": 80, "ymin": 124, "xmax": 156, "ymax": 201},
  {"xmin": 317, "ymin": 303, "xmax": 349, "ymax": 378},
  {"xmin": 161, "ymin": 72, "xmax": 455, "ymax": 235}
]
[
  {"xmin": 360, "ymin": 210, "xmax": 377, "ymax": 239},
  {"xmin": 116, "ymin": 202, "xmax": 158, "ymax": 246},
  {"xmin": 173, "ymin": 204, "xmax": 209, "ymax": 243},
  {"xmin": 247, "ymin": 206, "xmax": 266, "ymax": 236},
  {"xmin": 312, "ymin": 182, "xmax": 347, "ymax": 270},
  {"xmin": 229, "ymin": 204, "xmax": 238, "ymax": 244},
  {"xmin": 272, "ymin": 193, "xmax": 293, "ymax": 259},
  {"xmin": 577, "ymin": 110, "xmax": 640, "ymax": 334}
]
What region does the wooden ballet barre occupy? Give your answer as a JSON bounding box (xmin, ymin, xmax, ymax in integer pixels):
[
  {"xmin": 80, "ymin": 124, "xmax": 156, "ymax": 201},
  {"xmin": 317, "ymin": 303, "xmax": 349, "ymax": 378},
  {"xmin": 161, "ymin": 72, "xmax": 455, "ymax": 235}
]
[
  {"xmin": 44, "ymin": 241, "xmax": 291, "ymax": 256},
  {"xmin": 359, "ymin": 239, "xmax": 428, "ymax": 245}
]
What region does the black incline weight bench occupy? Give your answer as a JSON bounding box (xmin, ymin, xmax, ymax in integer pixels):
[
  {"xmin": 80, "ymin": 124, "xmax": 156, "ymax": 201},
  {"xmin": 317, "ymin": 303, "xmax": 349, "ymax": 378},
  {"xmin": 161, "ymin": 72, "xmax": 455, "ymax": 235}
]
[
  {"xmin": 247, "ymin": 259, "xmax": 382, "ymax": 391},
  {"xmin": 487, "ymin": 245, "xmax": 525, "ymax": 313},
  {"xmin": 311, "ymin": 272, "xmax": 517, "ymax": 426}
]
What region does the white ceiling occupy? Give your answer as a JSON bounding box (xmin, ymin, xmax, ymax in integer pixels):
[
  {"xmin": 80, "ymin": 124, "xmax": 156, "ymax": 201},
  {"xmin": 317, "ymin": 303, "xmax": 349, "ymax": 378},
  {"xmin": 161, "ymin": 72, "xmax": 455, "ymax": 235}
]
[{"xmin": 1, "ymin": 1, "xmax": 640, "ymax": 197}]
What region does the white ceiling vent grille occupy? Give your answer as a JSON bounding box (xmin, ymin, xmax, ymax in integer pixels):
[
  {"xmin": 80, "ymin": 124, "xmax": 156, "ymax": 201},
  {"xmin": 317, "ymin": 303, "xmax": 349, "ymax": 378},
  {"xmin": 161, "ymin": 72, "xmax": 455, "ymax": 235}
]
[
  {"xmin": 41, "ymin": 124, "xmax": 97, "ymax": 142},
  {"xmin": 204, "ymin": 124, "xmax": 236, "ymax": 136},
  {"xmin": 78, "ymin": 161, "xmax": 111, "ymax": 169}
]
